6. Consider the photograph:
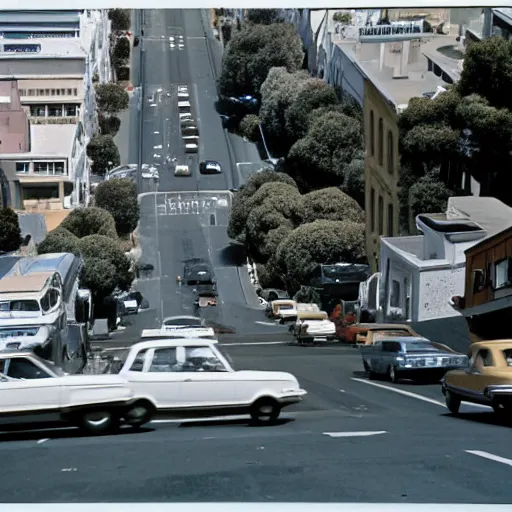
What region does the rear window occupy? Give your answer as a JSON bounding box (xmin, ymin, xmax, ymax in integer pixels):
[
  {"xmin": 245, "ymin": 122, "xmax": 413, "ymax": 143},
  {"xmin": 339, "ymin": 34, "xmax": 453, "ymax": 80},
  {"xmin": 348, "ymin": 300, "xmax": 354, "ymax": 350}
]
[{"xmin": 404, "ymin": 342, "xmax": 435, "ymax": 352}]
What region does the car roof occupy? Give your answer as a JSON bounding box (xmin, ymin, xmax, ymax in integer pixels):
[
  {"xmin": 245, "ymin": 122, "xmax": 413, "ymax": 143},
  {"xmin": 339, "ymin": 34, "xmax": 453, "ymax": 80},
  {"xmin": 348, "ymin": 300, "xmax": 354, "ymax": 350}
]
[
  {"xmin": 0, "ymin": 350, "xmax": 37, "ymax": 358},
  {"xmin": 205, "ymin": 160, "xmax": 219, "ymax": 165},
  {"xmin": 131, "ymin": 338, "xmax": 219, "ymax": 351},
  {"xmin": 471, "ymin": 340, "xmax": 512, "ymax": 349}
]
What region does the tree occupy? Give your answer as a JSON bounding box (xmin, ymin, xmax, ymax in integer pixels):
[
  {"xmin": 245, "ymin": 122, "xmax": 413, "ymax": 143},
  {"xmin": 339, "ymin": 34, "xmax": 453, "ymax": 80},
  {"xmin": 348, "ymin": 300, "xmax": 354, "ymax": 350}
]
[
  {"xmin": 259, "ymin": 67, "xmax": 309, "ymax": 154},
  {"xmin": 227, "ymin": 170, "xmax": 298, "ymax": 241},
  {"xmin": 293, "ymin": 285, "xmax": 321, "ymax": 307},
  {"xmin": 86, "ymin": 135, "xmax": 120, "ymax": 174},
  {"xmin": 285, "ymin": 110, "xmax": 362, "ymax": 191},
  {"xmin": 99, "ymin": 115, "xmax": 121, "ymax": 136},
  {"xmin": 108, "ymin": 9, "xmax": 131, "ymax": 32},
  {"xmin": 95, "ymin": 83, "xmax": 129, "ymax": 115},
  {"xmin": 246, "ymin": 9, "xmax": 282, "ymax": 25},
  {"xmin": 300, "ymin": 187, "xmax": 364, "ymax": 224},
  {"xmin": 285, "ymin": 79, "xmax": 340, "ymax": 143},
  {"xmin": 457, "ymin": 36, "xmax": 512, "ymax": 111},
  {"xmin": 409, "ymin": 170, "xmax": 452, "ymax": 219},
  {"xmin": 61, "ymin": 207, "xmax": 118, "ymax": 239},
  {"xmin": 112, "ymin": 37, "xmax": 131, "ymax": 67},
  {"xmin": 238, "ymin": 114, "xmax": 260, "ymax": 141},
  {"xmin": 80, "ymin": 257, "xmax": 119, "ymax": 299},
  {"xmin": 0, "ymin": 208, "xmax": 21, "ymax": 253},
  {"xmin": 78, "ymin": 235, "xmax": 134, "ymax": 292},
  {"xmin": 94, "ymin": 178, "xmax": 140, "ymax": 237},
  {"xmin": 37, "ymin": 228, "xmax": 80, "ymax": 256},
  {"xmin": 275, "ymin": 219, "xmax": 366, "ymax": 284},
  {"xmin": 341, "ymin": 152, "xmax": 365, "ymax": 209},
  {"xmin": 218, "ymin": 23, "xmax": 303, "ymax": 98}
]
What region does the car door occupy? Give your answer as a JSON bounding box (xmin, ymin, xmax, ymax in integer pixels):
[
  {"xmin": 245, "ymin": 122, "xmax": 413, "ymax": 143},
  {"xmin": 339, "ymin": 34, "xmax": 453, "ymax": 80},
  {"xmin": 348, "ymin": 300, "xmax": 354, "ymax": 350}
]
[
  {"xmin": 180, "ymin": 345, "xmax": 236, "ymax": 408},
  {"xmin": 377, "ymin": 341, "xmax": 400, "ymax": 373},
  {"xmin": 122, "ymin": 347, "xmax": 184, "ymax": 410},
  {"xmin": 369, "ymin": 341, "xmax": 383, "ymax": 372},
  {"xmin": 456, "ymin": 348, "xmax": 494, "ymax": 397},
  {"xmin": 0, "ymin": 357, "xmax": 61, "ymax": 416}
]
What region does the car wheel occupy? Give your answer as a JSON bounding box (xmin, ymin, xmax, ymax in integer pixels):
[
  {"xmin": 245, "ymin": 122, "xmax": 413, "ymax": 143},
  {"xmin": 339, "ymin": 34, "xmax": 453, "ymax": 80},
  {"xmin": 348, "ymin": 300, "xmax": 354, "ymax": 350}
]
[
  {"xmin": 124, "ymin": 400, "xmax": 154, "ymax": 428},
  {"xmin": 250, "ymin": 398, "xmax": 281, "ymax": 424},
  {"xmin": 445, "ymin": 390, "xmax": 461, "ymax": 414},
  {"xmin": 79, "ymin": 410, "xmax": 119, "ymax": 435},
  {"xmin": 388, "ymin": 365, "xmax": 398, "ymax": 383}
]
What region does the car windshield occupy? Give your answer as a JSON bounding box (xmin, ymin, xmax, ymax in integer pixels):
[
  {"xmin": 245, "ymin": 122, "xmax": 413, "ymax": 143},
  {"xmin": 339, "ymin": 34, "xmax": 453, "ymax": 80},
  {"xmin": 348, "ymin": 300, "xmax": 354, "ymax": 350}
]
[
  {"xmin": 503, "ymin": 349, "xmax": 512, "ymax": 367},
  {"xmin": 0, "ymin": 327, "xmax": 40, "ymax": 338},
  {"xmin": 0, "ymin": 300, "xmax": 41, "ymax": 312}
]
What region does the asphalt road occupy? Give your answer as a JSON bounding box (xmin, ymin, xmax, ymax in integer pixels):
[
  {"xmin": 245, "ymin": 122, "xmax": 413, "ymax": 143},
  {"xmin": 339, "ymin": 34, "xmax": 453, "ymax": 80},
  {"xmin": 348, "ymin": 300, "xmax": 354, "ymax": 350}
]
[
  {"xmin": 113, "ymin": 8, "xmax": 282, "ymax": 344},
  {"xmin": 2, "ymin": 342, "xmax": 512, "ymax": 503}
]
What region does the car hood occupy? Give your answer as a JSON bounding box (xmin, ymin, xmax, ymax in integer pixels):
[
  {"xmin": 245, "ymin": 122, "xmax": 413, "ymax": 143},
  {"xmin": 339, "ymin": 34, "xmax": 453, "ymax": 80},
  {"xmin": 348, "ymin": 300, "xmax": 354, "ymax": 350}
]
[{"xmin": 234, "ymin": 370, "xmax": 299, "ymax": 385}]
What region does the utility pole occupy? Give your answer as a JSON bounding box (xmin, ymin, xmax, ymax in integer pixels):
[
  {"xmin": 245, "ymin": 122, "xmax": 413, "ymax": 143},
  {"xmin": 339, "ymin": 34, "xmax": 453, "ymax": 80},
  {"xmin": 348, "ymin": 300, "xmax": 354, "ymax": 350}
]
[{"xmin": 136, "ymin": 9, "xmax": 145, "ymax": 194}]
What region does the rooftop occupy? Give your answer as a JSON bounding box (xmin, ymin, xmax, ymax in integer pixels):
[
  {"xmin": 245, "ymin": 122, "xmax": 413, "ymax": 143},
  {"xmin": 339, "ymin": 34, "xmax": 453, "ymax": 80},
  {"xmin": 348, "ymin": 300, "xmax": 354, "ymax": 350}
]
[
  {"xmin": 335, "ymin": 34, "xmax": 461, "ymax": 108},
  {"xmin": 0, "ymin": 38, "xmax": 86, "ymax": 59}
]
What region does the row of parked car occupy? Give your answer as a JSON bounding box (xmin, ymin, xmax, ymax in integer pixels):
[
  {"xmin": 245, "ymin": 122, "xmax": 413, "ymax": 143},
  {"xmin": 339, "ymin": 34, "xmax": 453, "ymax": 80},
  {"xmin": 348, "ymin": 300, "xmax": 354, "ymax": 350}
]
[{"xmin": 0, "ymin": 315, "xmax": 307, "ymax": 435}]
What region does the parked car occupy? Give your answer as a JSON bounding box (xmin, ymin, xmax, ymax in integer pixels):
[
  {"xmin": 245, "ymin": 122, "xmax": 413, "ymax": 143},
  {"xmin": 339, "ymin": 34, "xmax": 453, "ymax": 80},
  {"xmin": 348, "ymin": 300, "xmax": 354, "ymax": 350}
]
[
  {"xmin": 199, "ymin": 160, "xmax": 222, "ymax": 174},
  {"xmin": 293, "ymin": 311, "xmax": 336, "ymax": 344},
  {"xmin": 117, "ymin": 338, "xmax": 307, "ymax": 423},
  {"xmin": 361, "ymin": 336, "xmax": 468, "ymax": 383},
  {"xmin": 184, "ymin": 259, "xmax": 215, "ymax": 286},
  {"xmin": 0, "ymin": 351, "xmax": 154, "ymax": 434},
  {"xmin": 174, "ymin": 165, "xmax": 191, "ymax": 177},
  {"xmin": 266, "ymin": 299, "xmax": 298, "ymax": 323},
  {"xmin": 442, "ymin": 340, "xmax": 512, "ymax": 415}
]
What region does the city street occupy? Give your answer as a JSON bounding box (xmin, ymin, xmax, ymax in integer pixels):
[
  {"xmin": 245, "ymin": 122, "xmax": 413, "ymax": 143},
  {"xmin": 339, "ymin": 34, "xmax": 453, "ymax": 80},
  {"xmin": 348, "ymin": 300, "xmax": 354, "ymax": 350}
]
[{"xmin": 1, "ymin": 342, "xmax": 512, "ymax": 503}]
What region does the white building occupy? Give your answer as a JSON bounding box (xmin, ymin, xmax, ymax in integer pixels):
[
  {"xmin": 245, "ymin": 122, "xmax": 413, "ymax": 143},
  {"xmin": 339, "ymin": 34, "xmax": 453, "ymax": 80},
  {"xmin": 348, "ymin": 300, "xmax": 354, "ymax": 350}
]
[{"xmin": 362, "ymin": 197, "xmax": 512, "ymax": 351}]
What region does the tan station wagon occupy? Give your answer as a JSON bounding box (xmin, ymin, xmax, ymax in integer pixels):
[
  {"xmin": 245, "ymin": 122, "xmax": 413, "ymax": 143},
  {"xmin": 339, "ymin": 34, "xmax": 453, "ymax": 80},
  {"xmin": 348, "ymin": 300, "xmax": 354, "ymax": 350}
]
[{"xmin": 442, "ymin": 340, "xmax": 512, "ymax": 415}]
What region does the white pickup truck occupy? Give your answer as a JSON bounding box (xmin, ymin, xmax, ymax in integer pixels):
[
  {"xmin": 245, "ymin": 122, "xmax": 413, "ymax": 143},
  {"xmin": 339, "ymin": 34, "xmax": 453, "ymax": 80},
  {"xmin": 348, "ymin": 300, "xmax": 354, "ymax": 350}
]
[{"xmin": 0, "ymin": 351, "xmax": 154, "ymax": 435}]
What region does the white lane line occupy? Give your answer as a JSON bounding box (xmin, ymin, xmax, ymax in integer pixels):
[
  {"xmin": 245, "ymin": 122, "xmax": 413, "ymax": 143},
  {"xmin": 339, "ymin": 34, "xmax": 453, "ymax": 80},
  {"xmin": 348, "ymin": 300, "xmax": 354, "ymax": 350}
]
[
  {"xmin": 352, "ymin": 378, "xmax": 490, "ymax": 410},
  {"xmin": 324, "ymin": 431, "xmax": 387, "ymax": 438},
  {"xmin": 151, "ymin": 414, "xmax": 248, "ymax": 424},
  {"xmin": 255, "ymin": 321, "xmax": 279, "ymax": 326},
  {"xmin": 37, "ymin": 438, "xmax": 49, "ymax": 444},
  {"xmin": 466, "ymin": 450, "xmax": 512, "ymax": 467},
  {"xmin": 351, "ymin": 378, "xmax": 446, "ymax": 407},
  {"xmin": 220, "ymin": 341, "xmax": 289, "ymax": 346}
]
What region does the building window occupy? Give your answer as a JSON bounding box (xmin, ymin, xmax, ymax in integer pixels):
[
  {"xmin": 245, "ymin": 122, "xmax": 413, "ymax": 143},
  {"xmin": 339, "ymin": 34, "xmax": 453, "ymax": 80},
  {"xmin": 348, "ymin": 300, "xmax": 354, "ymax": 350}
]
[
  {"xmin": 370, "ymin": 187, "xmax": 375, "ymax": 233},
  {"xmin": 369, "ymin": 110, "xmax": 375, "ymax": 157},
  {"xmin": 51, "ymin": 89, "xmax": 56, "ymax": 96},
  {"xmin": 64, "ymin": 104, "xmax": 78, "ymax": 116},
  {"xmin": 15, "ymin": 162, "xmax": 29, "ymax": 174},
  {"xmin": 27, "ymin": 89, "xmax": 35, "ymax": 97},
  {"xmin": 30, "ymin": 105, "xmax": 46, "ymax": 117},
  {"xmin": 48, "ymin": 105, "xmax": 63, "ymax": 117},
  {"xmin": 38, "ymin": 89, "xmax": 45, "ymax": 96},
  {"xmin": 73, "ymin": 88, "xmax": 78, "ymax": 96},
  {"xmin": 33, "ymin": 162, "xmax": 65, "ymax": 175},
  {"xmin": 390, "ymin": 279, "xmax": 400, "ymax": 308},
  {"xmin": 388, "ymin": 203, "xmax": 394, "ymax": 237},
  {"xmin": 495, "ymin": 258, "xmax": 512, "ymax": 289},
  {"xmin": 18, "ymin": 89, "xmax": 26, "ymax": 96},
  {"xmin": 387, "ymin": 130, "xmax": 394, "ymax": 174},
  {"xmin": 378, "ymin": 195, "xmax": 384, "ymax": 235},
  {"xmin": 54, "ymin": 162, "xmax": 65, "ymax": 175},
  {"xmin": 66, "ymin": 88, "xmax": 73, "ymax": 96},
  {"xmin": 378, "ymin": 118, "xmax": 384, "ymax": 166}
]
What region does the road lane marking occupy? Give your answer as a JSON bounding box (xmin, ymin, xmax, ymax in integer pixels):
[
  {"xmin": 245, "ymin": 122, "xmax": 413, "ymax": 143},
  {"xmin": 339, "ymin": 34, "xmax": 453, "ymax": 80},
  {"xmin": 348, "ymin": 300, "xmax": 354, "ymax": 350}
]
[
  {"xmin": 255, "ymin": 321, "xmax": 279, "ymax": 326},
  {"xmin": 466, "ymin": 450, "xmax": 512, "ymax": 467},
  {"xmin": 352, "ymin": 378, "xmax": 491, "ymax": 410},
  {"xmin": 37, "ymin": 438, "xmax": 49, "ymax": 444},
  {"xmin": 151, "ymin": 415, "xmax": 248, "ymax": 424},
  {"xmin": 323, "ymin": 431, "xmax": 387, "ymax": 438},
  {"xmin": 220, "ymin": 341, "xmax": 289, "ymax": 346}
]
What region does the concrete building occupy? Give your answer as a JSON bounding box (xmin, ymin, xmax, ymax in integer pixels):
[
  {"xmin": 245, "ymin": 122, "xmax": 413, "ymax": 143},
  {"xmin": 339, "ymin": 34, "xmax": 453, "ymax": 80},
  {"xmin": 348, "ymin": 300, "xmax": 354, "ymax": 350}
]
[{"xmin": 363, "ymin": 197, "xmax": 512, "ymax": 352}]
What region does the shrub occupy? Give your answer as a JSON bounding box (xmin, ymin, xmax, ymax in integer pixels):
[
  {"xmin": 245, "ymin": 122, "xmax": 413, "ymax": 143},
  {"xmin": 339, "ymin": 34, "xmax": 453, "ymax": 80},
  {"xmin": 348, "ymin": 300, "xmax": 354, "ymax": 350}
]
[
  {"xmin": 238, "ymin": 114, "xmax": 260, "ymax": 142},
  {"xmin": 95, "ymin": 83, "xmax": 129, "ymax": 115},
  {"xmin": 0, "ymin": 208, "xmax": 22, "ymax": 253},
  {"xmin": 86, "ymin": 135, "xmax": 120, "ymax": 174},
  {"xmin": 99, "ymin": 115, "xmax": 121, "ymax": 136},
  {"xmin": 37, "ymin": 228, "xmax": 80, "ymax": 256},
  {"xmin": 61, "ymin": 207, "xmax": 118, "ymax": 239},
  {"xmin": 109, "ymin": 9, "xmax": 131, "ymax": 32}
]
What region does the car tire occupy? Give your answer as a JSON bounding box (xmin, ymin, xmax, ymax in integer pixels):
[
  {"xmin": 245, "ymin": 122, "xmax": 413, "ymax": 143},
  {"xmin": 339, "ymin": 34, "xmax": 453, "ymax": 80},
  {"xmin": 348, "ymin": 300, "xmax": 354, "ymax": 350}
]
[
  {"xmin": 250, "ymin": 398, "xmax": 281, "ymax": 424},
  {"xmin": 79, "ymin": 410, "xmax": 119, "ymax": 435},
  {"xmin": 388, "ymin": 365, "xmax": 398, "ymax": 383},
  {"xmin": 124, "ymin": 400, "xmax": 155, "ymax": 428},
  {"xmin": 445, "ymin": 390, "xmax": 461, "ymax": 414}
]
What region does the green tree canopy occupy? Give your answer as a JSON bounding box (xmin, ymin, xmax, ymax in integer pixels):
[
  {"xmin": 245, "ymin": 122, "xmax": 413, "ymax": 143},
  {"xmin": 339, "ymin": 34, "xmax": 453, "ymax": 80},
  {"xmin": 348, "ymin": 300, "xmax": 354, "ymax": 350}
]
[
  {"xmin": 78, "ymin": 235, "xmax": 133, "ymax": 292},
  {"xmin": 275, "ymin": 219, "xmax": 366, "ymax": 284},
  {"xmin": 37, "ymin": 228, "xmax": 80, "ymax": 256},
  {"xmin": 80, "ymin": 257, "xmax": 119, "ymax": 299},
  {"xmin": 246, "ymin": 9, "xmax": 282, "ymax": 25},
  {"xmin": 86, "ymin": 135, "xmax": 121, "ymax": 175},
  {"xmin": 112, "ymin": 37, "xmax": 130, "ymax": 68},
  {"xmin": 218, "ymin": 23, "xmax": 303, "ymax": 98},
  {"xmin": 300, "ymin": 187, "xmax": 364, "ymax": 224},
  {"xmin": 0, "ymin": 208, "xmax": 21, "ymax": 253},
  {"xmin": 341, "ymin": 151, "xmax": 365, "ymax": 209},
  {"xmin": 457, "ymin": 36, "xmax": 512, "ymax": 111},
  {"xmin": 227, "ymin": 170, "xmax": 298, "ymax": 241},
  {"xmin": 293, "ymin": 285, "xmax": 322, "ymax": 307},
  {"xmin": 99, "ymin": 115, "xmax": 121, "ymax": 136},
  {"xmin": 95, "ymin": 83, "xmax": 129, "ymax": 115},
  {"xmin": 285, "ymin": 110, "xmax": 362, "ymax": 190},
  {"xmin": 94, "ymin": 179, "xmax": 140, "ymax": 236},
  {"xmin": 61, "ymin": 207, "xmax": 118, "ymax": 239},
  {"xmin": 285, "ymin": 79, "xmax": 340, "ymax": 143},
  {"xmin": 108, "ymin": 9, "xmax": 131, "ymax": 31},
  {"xmin": 409, "ymin": 170, "xmax": 452, "ymax": 219},
  {"xmin": 259, "ymin": 67, "xmax": 310, "ymax": 154},
  {"xmin": 238, "ymin": 114, "xmax": 260, "ymax": 141}
]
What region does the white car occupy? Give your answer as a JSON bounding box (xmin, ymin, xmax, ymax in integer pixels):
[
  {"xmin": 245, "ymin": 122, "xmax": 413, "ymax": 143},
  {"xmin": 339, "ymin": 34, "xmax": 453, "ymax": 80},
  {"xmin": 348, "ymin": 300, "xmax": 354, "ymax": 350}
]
[
  {"xmin": 118, "ymin": 338, "xmax": 307, "ymax": 423},
  {"xmin": 174, "ymin": 165, "xmax": 191, "ymax": 177},
  {"xmin": 185, "ymin": 143, "xmax": 199, "ymax": 153},
  {"xmin": 161, "ymin": 315, "xmax": 205, "ymax": 328},
  {"xmin": 141, "ymin": 327, "xmax": 216, "ymax": 340},
  {"xmin": 293, "ymin": 311, "xmax": 336, "ymax": 344},
  {"xmin": 0, "ymin": 351, "xmax": 154, "ymax": 434}
]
